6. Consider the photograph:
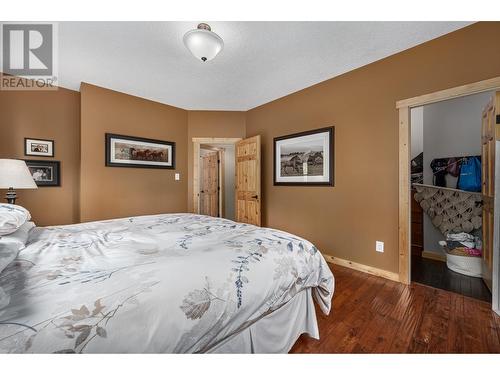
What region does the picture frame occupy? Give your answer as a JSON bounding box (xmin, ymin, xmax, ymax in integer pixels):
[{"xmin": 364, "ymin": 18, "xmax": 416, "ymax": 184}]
[
  {"xmin": 24, "ymin": 160, "xmax": 61, "ymax": 187},
  {"xmin": 24, "ymin": 138, "xmax": 54, "ymax": 157},
  {"xmin": 105, "ymin": 133, "xmax": 176, "ymax": 169},
  {"xmin": 273, "ymin": 126, "xmax": 334, "ymax": 186}
]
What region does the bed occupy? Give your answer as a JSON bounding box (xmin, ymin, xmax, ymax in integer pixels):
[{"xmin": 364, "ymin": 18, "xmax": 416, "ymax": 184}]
[{"xmin": 0, "ymin": 213, "xmax": 334, "ymax": 353}]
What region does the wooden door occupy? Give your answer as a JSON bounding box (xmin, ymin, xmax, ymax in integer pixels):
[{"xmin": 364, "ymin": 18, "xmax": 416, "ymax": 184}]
[
  {"xmin": 235, "ymin": 135, "xmax": 261, "ymax": 226},
  {"xmin": 481, "ymin": 91, "xmax": 500, "ymax": 291},
  {"xmin": 200, "ymin": 152, "xmax": 219, "ymax": 217}
]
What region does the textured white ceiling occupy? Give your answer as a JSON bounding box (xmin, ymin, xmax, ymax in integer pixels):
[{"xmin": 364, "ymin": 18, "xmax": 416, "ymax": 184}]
[{"xmin": 55, "ymin": 22, "xmax": 471, "ymax": 110}]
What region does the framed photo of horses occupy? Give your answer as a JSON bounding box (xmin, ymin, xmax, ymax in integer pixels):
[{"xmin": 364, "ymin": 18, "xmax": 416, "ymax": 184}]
[
  {"xmin": 105, "ymin": 133, "xmax": 175, "ymax": 169},
  {"xmin": 273, "ymin": 126, "xmax": 334, "ymax": 186}
]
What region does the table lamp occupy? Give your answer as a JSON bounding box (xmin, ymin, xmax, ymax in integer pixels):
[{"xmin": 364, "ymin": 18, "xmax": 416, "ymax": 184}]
[{"xmin": 0, "ymin": 159, "xmax": 37, "ymax": 205}]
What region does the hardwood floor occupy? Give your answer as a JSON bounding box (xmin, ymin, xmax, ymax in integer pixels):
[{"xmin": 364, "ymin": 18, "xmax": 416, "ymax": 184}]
[
  {"xmin": 411, "ymin": 255, "xmax": 491, "ymax": 302},
  {"xmin": 290, "ymin": 264, "xmax": 500, "ymax": 353}
]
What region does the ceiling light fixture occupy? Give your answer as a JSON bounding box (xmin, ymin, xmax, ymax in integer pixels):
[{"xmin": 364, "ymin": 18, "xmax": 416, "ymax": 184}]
[{"xmin": 183, "ymin": 23, "xmax": 224, "ymax": 62}]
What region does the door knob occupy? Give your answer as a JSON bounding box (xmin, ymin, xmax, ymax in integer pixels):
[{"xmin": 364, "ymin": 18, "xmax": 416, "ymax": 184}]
[{"xmin": 251, "ymin": 195, "xmax": 258, "ymax": 199}]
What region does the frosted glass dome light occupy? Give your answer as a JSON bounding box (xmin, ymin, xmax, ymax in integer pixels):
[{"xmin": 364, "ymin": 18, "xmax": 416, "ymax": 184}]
[{"xmin": 183, "ymin": 23, "xmax": 224, "ymax": 62}]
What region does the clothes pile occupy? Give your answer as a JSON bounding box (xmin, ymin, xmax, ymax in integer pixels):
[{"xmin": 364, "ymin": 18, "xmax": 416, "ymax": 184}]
[
  {"xmin": 439, "ymin": 231, "xmax": 482, "ymax": 258},
  {"xmin": 438, "ymin": 231, "xmax": 483, "ymax": 277}
]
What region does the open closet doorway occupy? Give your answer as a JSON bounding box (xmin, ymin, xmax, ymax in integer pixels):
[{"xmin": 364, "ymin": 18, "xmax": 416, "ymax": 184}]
[
  {"xmin": 397, "ymin": 77, "xmax": 500, "ymax": 314},
  {"xmin": 409, "ymin": 92, "xmax": 493, "ymax": 302}
]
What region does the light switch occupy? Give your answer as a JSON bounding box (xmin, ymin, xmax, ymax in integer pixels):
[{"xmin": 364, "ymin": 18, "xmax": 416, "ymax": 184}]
[{"xmin": 175, "ymin": 173, "xmax": 180, "ymax": 181}]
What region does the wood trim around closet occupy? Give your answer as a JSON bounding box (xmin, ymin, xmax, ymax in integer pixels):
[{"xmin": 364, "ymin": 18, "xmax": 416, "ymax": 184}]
[
  {"xmin": 398, "ymin": 106, "xmax": 411, "ymax": 284},
  {"xmin": 396, "ymin": 76, "xmax": 500, "ymax": 109}
]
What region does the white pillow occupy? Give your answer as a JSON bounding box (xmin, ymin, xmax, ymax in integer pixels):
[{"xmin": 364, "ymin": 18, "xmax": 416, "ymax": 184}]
[
  {"xmin": 0, "ymin": 203, "xmax": 31, "ymax": 236},
  {"xmin": 0, "ymin": 221, "xmax": 35, "ymax": 275}
]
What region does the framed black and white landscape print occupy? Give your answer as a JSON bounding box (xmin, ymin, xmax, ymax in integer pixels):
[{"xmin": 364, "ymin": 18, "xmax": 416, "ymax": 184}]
[
  {"xmin": 105, "ymin": 133, "xmax": 175, "ymax": 169},
  {"xmin": 24, "ymin": 138, "xmax": 54, "ymax": 157},
  {"xmin": 273, "ymin": 126, "xmax": 334, "ymax": 186}
]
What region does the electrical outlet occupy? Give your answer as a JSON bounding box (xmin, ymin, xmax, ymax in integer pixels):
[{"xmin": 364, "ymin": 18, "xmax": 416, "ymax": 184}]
[
  {"xmin": 175, "ymin": 173, "xmax": 180, "ymax": 181},
  {"xmin": 376, "ymin": 241, "xmax": 384, "ymax": 253}
]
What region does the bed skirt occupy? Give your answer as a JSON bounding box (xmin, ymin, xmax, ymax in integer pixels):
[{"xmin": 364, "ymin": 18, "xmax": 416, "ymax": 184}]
[{"xmin": 207, "ymin": 288, "xmax": 319, "ymax": 353}]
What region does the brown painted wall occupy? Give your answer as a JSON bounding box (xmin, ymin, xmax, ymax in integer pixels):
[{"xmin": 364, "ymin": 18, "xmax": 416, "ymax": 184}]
[
  {"xmin": 2, "ymin": 23, "xmax": 499, "ymax": 275},
  {"xmin": 187, "ymin": 111, "xmax": 246, "ymax": 212},
  {"xmin": 245, "ymin": 22, "xmax": 500, "ymax": 273},
  {"xmin": 80, "ymin": 83, "xmax": 188, "ymax": 222},
  {"xmin": 0, "ymin": 78, "xmax": 80, "ymax": 226}
]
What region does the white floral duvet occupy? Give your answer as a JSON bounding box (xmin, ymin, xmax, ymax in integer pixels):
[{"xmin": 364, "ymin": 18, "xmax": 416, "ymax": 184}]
[{"xmin": 0, "ymin": 214, "xmax": 334, "ymax": 353}]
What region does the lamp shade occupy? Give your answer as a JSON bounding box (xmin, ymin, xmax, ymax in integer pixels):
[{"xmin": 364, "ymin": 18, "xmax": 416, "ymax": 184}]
[
  {"xmin": 0, "ymin": 159, "xmax": 37, "ymax": 189},
  {"xmin": 183, "ymin": 23, "xmax": 224, "ymax": 62}
]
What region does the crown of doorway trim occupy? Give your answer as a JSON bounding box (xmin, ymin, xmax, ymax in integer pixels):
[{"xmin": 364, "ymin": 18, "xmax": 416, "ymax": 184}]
[{"xmin": 396, "ymin": 76, "xmax": 500, "ymax": 109}]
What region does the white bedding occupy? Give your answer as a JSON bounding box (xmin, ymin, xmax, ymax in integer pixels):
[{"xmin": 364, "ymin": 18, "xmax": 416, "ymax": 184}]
[
  {"xmin": 0, "ymin": 204, "xmax": 31, "ymax": 236},
  {"xmin": 0, "ymin": 222, "xmax": 35, "ymax": 274},
  {"xmin": 0, "ymin": 213, "xmax": 334, "ymax": 353}
]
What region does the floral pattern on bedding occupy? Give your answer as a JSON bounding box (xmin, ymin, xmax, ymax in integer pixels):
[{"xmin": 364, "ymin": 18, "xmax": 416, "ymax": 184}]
[{"xmin": 0, "ymin": 214, "xmax": 334, "ymax": 353}]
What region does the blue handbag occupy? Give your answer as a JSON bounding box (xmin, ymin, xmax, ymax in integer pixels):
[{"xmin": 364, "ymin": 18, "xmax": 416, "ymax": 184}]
[{"xmin": 458, "ymin": 156, "xmax": 482, "ymax": 192}]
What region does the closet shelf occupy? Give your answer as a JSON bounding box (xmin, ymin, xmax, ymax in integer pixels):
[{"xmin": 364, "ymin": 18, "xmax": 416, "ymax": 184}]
[{"xmin": 412, "ymin": 183, "xmax": 482, "ymax": 196}]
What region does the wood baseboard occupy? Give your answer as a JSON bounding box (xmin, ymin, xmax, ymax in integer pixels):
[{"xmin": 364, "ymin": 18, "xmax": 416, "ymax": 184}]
[
  {"xmin": 421, "ymin": 250, "xmax": 446, "ymax": 262},
  {"xmin": 322, "ymin": 254, "xmax": 400, "ymax": 282}
]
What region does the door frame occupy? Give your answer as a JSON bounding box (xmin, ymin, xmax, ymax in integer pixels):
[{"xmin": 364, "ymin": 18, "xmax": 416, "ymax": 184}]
[
  {"xmin": 397, "ymin": 76, "xmax": 500, "ymax": 290},
  {"xmin": 494, "ymin": 142, "xmax": 500, "ymax": 315},
  {"xmin": 192, "ymin": 137, "xmax": 242, "ymax": 216}
]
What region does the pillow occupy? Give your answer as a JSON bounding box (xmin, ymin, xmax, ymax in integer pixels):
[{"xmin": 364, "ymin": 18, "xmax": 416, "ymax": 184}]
[
  {"xmin": 0, "ymin": 221, "xmax": 35, "ymax": 275},
  {"xmin": 0, "ymin": 203, "xmax": 31, "ymax": 236}
]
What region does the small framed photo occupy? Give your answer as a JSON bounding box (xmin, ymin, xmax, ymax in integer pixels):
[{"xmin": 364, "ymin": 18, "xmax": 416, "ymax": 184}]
[
  {"xmin": 105, "ymin": 133, "xmax": 175, "ymax": 169},
  {"xmin": 25, "ymin": 138, "xmax": 54, "ymax": 157},
  {"xmin": 274, "ymin": 126, "xmax": 334, "ymax": 186},
  {"xmin": 24, "ymin": 160, "xmax": 61, "ymax": 187}
]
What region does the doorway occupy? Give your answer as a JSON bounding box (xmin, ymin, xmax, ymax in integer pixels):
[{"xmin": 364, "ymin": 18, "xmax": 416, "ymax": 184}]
[
  {"xmin": 397, "ymin": 77, "xmax": 500, "ymax": 313},
  {"xmin": 199, "ymin": 143, "xmax": 237, "ymax": 219},
  {"xmin": 409, "ymin": 93, "xmax": 493, "ymax": 301},
  {"xmin": 199, "ymin": 147, "xmax": 222, "ymax": 217},
  {"xmin": 193, "ymin": 138, "xmax": 240, "ymax": 220},
  {"xmin": 192, "ymin": 136, "xmax": 262, "ymax": 226}
]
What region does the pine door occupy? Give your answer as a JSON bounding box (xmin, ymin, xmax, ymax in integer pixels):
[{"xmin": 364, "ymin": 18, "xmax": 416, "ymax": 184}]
[{"xmin": 235, "ymin": 135, "xmax": 261, "ymax": 226}]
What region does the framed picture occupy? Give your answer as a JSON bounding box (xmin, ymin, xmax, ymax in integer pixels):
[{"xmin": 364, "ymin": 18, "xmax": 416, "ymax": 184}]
[
  {"xmin": 274, "ymin": 126, "xmax": 334, "ymax": 186},
  {"xmin": 105, "ymin": 133, "xmax": 175, "ymax": 169},
  {"xmin": 24, "ymin": 160, "xmax": 61, "ymax": 187},
  {"xmin": 24, "ymin": 138, "xmax": 54, "ymax": 157}
]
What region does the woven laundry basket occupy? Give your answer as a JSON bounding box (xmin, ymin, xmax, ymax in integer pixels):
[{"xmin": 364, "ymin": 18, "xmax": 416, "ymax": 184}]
[{"xmin": 440, "ymin": 244, "xmax": 482, "ymax": 277}]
